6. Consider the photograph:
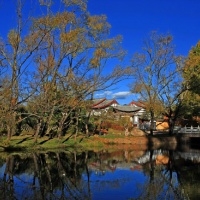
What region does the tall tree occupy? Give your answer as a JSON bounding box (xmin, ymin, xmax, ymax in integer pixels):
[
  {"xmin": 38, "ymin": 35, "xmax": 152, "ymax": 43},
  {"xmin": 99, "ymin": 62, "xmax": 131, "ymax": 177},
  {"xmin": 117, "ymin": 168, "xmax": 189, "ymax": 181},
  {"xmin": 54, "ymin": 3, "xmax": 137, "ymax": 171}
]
[
  {"xmin": 183, "ymin": 41, "xmax": 200, "ymax": 95},
  {"xmin": 0, "ymin": 0, "xmax": 128, "ymax": 140},
  {"xmin": 130, "ymin": 32, "xmax": 184, "ymax": 135},
  {"xmin": 182, "ymin": 41, "xmax": 200, "ymax": 123},
  {"xmin": 0, "ymin": 0, "xmax": 49, "ymax": 140}
]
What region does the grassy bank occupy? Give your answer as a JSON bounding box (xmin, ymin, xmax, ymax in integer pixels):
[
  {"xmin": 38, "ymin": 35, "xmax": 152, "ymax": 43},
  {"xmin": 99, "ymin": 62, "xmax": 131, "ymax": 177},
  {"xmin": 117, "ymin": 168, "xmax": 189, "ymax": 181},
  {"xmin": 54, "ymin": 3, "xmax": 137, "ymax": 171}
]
[
  {"xmin": 0, "ymin": 132, "xmax": 179, "ymax": 152},
  {"xmin": 0, "ymin": 134, "xmax": 108, "ymax": 152}
]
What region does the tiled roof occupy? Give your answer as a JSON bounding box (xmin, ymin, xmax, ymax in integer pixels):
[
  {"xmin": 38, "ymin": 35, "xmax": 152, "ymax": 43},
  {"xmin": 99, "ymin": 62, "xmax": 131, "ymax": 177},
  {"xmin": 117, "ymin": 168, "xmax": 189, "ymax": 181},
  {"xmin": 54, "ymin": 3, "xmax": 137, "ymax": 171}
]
[
  {"xmin": 129, "ymin": 101, "xmax": 145, "ymax": 108},
  {"xmin": 92, "ymin": 99, "xmax": 118, "ymax": 109},
  {"xmin": 92, "ymin": 98, "xmax": 106, "ymax": 107},
  {"xmin": 114, "ymin": 105, "xmax": 142, "ymax": 113}
]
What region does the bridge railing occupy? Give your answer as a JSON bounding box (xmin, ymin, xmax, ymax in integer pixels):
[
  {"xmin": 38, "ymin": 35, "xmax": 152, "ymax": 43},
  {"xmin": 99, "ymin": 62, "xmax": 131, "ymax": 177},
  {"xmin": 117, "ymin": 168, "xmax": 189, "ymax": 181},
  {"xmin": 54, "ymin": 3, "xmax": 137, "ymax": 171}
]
[{"xmin": 180, "ymin": 126, "xmax": 200, "ymax": 134}]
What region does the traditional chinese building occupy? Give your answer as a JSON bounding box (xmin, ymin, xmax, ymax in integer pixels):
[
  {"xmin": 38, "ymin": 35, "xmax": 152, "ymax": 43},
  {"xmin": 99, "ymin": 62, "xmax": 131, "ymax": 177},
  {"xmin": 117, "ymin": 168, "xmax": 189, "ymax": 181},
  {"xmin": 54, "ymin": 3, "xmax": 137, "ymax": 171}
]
[
  {"xmin": 91, "ymin": 98, "xmax": 119, "ymax": 116},
  {"xmin": 113, "ymin": 105, "xmax": 143, "ymax": 127}
]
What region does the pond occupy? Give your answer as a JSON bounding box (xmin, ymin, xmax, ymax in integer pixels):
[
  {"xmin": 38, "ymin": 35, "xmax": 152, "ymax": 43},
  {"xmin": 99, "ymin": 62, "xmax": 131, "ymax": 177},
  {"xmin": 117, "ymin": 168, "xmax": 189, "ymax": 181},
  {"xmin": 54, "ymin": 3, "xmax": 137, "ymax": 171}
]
[{"xmin": 0, "ymin": 146, "xmax": 200, "ymax": 200}]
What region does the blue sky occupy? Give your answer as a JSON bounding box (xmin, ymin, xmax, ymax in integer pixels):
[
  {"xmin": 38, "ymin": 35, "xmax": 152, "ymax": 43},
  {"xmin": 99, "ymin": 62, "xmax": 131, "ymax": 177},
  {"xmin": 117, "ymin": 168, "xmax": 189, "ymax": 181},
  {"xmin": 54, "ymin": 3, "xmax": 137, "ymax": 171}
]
[
  {"xmin": 88, "ymin": 0, "xmax": 200, "ymax": 104},
  {"xmin": 1, "ymin": 0, "xmax": 200, "ymax": 105}
]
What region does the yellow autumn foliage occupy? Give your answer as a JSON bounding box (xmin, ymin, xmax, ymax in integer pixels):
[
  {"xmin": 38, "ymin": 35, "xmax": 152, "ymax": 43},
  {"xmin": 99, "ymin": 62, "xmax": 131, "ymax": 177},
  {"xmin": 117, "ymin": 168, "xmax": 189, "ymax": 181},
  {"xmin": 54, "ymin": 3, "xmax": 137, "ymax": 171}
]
[
  {"xmin": 8, "ymin": 30, "xmax": 21, "ymax": 49},
  {"xmin": 183, "ymin": 40, "xmax": 200, "ymax": 94},
  {"xmin": 60, "ymin": 28, "xmax": 82, "ymax": 43},
  {"xmin": 34, "ymin": 12, "xmax": 75, "ymax": 29}
]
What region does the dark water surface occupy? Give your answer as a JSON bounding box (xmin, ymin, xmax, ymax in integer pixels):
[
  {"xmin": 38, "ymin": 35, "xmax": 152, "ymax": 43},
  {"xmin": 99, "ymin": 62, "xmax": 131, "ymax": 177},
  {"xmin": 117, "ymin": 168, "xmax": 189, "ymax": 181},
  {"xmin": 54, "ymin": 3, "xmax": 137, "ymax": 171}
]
[{"xmin": 0, "ymin": 146, "xmax": 200, "ymax": 200}]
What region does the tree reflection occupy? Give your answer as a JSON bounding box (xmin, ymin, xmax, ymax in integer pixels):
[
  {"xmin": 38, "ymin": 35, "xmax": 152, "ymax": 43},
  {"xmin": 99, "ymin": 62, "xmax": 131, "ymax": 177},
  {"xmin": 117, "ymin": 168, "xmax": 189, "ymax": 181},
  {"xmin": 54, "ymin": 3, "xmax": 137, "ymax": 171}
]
[
  {"xmin": 0, "ymin": 152, "xmax": 93, "ymax": 199},
  {"xmin": 0, "ymin": 149, "xmax": 199, "ymax": 199},
  {"xmin": 2, "ymin": 156, "xmax": 15, "ymax": 199},
  {"xmin": 132, "ymin": 150, "xmax": 190, "ymax": 200}
]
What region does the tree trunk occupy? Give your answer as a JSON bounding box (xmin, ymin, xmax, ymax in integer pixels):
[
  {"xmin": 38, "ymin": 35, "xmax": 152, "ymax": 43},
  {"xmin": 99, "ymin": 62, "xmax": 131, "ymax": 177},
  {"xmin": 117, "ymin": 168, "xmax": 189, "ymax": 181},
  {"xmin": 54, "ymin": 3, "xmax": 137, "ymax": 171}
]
[
  {"xmin": 85, "ymin": 110, "xmax": 92, "ymax": 137},
  {"xmin": 45, "ymin": 106, "xmax": 55, "ymax": 138},
  {"xmin": 74, "ymin": 108, "xmax": 80, "ymax": 141},
  {"xmin": 150, "ymin": 109, "xmax": 154, "ymax": 136},
  {"xmin": 34, "ymin": 119, "xmax": 42, "ymax": 143},
  {"xmin": 57, "ymin": 113, "xmax": 68, "ymax": 139},
  {"xmin": 168, "ymin": 117, "xmax": 175, "ymax": 135},
  {"xmin": 7, "ymin": 112, "xmax": 16, "ymax": 141},
  {"xmin": 167, "ymin": 108, "xmax": 178, "ymax": 135},
  {"xmin": 7, "ymin": 125, "xmax": 12, "ymax": 141}
]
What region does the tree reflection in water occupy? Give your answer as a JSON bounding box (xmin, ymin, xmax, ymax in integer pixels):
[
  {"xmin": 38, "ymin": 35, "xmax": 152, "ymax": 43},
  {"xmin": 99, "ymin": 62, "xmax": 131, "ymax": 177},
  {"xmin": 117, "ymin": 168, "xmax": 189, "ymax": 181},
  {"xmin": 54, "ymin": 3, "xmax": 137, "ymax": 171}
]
[{"xmin": 0, "ymin": 148, "xmax": 199, "ymax": 199}]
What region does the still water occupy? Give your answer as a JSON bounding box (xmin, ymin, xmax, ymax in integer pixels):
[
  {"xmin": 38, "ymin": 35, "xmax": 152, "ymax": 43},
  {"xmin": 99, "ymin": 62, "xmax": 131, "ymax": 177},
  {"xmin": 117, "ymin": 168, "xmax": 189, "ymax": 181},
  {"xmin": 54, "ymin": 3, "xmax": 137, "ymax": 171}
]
[{"xmin": 0, "ymin": 147, "xmax": 200, "ymax": 200}]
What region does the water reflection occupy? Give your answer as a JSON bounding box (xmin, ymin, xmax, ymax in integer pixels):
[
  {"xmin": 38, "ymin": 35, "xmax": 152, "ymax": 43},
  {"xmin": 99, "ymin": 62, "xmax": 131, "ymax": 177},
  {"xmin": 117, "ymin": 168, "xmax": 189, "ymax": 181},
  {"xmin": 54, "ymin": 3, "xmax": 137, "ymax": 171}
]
[{"xmin": 0, "ymin": 148, "xmax": 199, "ymax": 199}]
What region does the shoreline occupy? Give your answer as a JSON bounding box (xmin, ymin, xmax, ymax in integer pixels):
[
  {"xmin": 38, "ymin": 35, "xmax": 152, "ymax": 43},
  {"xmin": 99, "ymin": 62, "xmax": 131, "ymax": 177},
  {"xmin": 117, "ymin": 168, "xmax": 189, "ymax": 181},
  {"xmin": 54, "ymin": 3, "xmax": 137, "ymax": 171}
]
[{"xmin": 0, "ymin": 134, "xmax": 198, "ymax": 152}]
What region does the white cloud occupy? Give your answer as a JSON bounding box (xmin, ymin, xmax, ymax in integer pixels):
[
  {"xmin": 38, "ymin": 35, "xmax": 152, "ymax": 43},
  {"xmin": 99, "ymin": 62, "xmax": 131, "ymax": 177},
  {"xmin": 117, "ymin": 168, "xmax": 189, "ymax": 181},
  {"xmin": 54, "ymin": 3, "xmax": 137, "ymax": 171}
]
[
  {"xmin": 95, "ymin": 91, "xmax": 135, "ymax": 102},
  {"xmin": 112, "ymin": 91, "xmax": 131, "ymax": 99},
  {"xmin": 95, "ymin": 90, "xmax": 113, "ymax": 97},
  {"xmin": 104, "ymin": 91, "xmax": 113, "ymax": 96}
]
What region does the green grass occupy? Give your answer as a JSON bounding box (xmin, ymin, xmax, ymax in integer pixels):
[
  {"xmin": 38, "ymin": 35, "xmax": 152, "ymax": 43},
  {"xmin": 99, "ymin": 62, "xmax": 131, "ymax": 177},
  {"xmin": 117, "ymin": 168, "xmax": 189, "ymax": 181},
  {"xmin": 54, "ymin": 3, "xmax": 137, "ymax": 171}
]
[
  {"xmin": 0, "ymin": 131, "xmax": 153, "ymax": 152},
  {"xmin": 101, "ymin": 133, "xmax": 125, "ymax": 139},
  {"xmin": 0, "ymin": 134, "xmax": 106, "ymax": 152}
]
